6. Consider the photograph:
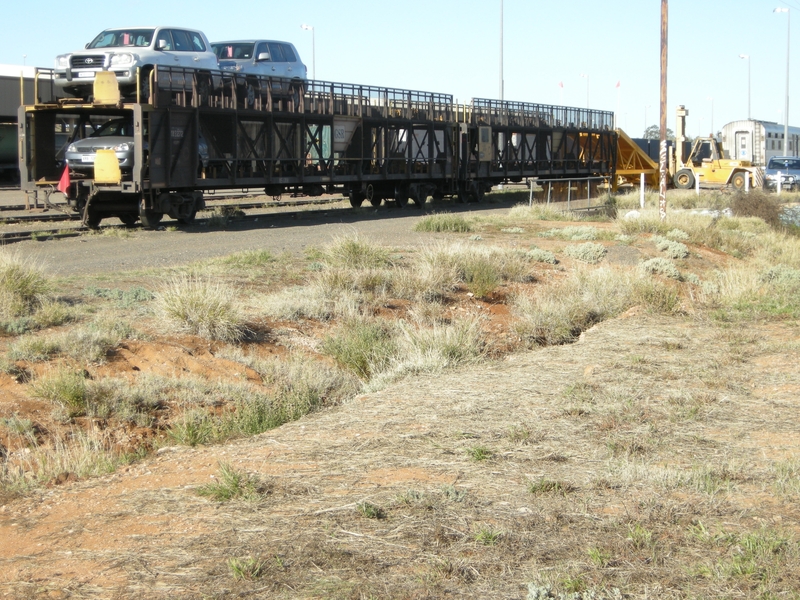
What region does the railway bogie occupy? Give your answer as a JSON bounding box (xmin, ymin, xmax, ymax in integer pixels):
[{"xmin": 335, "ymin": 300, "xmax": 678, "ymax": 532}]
[{"xmin": 19, "ymin": 67, "xmax": 617, "ymax": 227}]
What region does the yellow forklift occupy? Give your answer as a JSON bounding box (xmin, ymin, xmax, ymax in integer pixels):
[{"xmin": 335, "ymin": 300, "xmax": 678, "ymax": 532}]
[{"xmin": 672, "ymin": 105, "xmax": 755, "ymax": 190}]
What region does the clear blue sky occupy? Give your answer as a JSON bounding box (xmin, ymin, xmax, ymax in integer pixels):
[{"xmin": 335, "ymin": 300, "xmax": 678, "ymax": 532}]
[{"xmin": 1, "ymin": 0, "xmax": 796, "ymax": 138}]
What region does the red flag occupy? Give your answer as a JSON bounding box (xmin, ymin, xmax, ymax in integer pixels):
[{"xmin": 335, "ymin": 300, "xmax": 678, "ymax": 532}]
[
  {"xmin": 57, "ymin": 166, "xmax": 70, "ymax": 195},
  {"xmin": 615, "ymin": 80, "xmax": 621, "ymax": 88},
  {"xmin": 558, "ymin": 81, "xmax": 564, "ymax": 88}
]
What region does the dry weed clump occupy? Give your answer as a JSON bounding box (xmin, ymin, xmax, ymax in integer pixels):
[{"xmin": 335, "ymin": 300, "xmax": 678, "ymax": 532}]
[
  {"xmin": 513, "ymin": 267, "xmax": 680, "ymax": 346},
  {"xmin": 0, "ymin": 250, "xmax": 51, "ymax": 320},
  {"xmin": 414, "ymin": 213, "xmax": 473, "ymax": 233},
  {"xmin": 505, "ymin": 203, "xmax": 576, "ymax": 222},
  {"xmin": 322, "ymin": 233, "xmax": 392, "ymax": 269},
  {"xmin": 730, "ymin": 189, "xmax": 783, "ymax": 228},
  {"xmin": 1, "ymin": 426, "xmax": 136, "ymax": 495},
  {"xmin": 417, "ymin": 241, "xmax": 533, "ymax": 297},
  {"xmin": 155, "ymin": 275, "xmax": 246, "ymax": 342},
  {"xmin": 366, "ymin": 314, "xmax": 486, "ymax": 390}
]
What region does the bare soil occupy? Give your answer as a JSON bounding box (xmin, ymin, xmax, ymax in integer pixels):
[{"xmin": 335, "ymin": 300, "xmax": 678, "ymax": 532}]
[{"xmin": 1, "ymin": 204, "xmax": 799, "ymax": 599}]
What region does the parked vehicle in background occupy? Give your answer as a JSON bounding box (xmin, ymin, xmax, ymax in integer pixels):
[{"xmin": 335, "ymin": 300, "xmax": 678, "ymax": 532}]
[
  {"xmin": 65, "ymin": 118, "xmax": 136, "ymax": 171},
  {"xmin": 65, "ymin": 117, "xmax": 208, "ymax": 173},
  {"xmin": 211, "ymin": 39, "xmax": 306, "ymax": 107},
  {"xmin": 764, "ymin": 156, "xmax": 800, "ymax": 191},
  {"xmin": 54, "ymin": 26, "xmax": 219, "ymax": 101}
]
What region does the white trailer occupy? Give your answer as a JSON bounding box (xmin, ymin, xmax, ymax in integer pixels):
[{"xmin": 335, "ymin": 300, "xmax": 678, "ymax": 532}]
[{"xmin": 720, "ymin": 119, "xmax": 800, "ymax": 166}]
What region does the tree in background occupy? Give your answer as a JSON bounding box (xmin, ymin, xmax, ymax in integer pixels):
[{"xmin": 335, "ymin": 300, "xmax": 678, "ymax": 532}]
[{"xmin": 643, "ymin": 125, "xmax": 675, "ymax": 140}]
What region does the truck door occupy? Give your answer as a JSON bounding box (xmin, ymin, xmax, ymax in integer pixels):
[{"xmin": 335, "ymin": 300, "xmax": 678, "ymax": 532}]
[{"xmin": 735, "ymin": 131, "xmax": 752, "ymax": 162}]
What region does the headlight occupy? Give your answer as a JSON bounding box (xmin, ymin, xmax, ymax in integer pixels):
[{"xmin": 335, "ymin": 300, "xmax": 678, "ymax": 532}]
[
  {"xmin": 67, "ymin": 144, "xmax": 77, "ymax": 153},
  {"xmin": 113, "ymin": 142, "xmax": 132, "ymax": 152},
  {"xmin": 55, "ymin": 54, "xmax": 70, "ymax": 68},
  {"xmin": 109, "ymin": 53, "xmax": 134, "ymax": 66}
]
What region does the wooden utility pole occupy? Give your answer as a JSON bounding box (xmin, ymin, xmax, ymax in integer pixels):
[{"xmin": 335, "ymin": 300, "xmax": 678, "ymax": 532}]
[{"xmin": 659, "ymin": 0, "xmax": 668, "ymax": 221}]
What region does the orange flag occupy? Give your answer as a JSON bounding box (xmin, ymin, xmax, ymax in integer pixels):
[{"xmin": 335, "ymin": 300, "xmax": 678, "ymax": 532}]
[{"xmin": 57, "ymin": 166, "xmax": 70, "ymax": 195}]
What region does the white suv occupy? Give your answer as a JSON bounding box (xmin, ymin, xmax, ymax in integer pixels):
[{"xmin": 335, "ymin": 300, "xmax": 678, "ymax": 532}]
[
  {"xmin": 211, "ymin": 39, "xmax": 306, "ymax": 107},
  {"xmin": 54, "ymin": 26, "xmax": 219, "ymax": 100}
]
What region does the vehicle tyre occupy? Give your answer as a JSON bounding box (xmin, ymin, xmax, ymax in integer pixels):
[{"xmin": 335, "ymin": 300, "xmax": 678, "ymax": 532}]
[
  {"xmin": 84, "ymin": 210, "xmax": 102, "ymax": 229},
  {"xmin": 118, "ymin": 213, "xmax": 138, "ymax": 227},
  {"xmin": 409, "ymin": 187, "xmax": 425, "ymax": 209},
  {"xmin": 674, "ymin": 169, "xmax": 695, "ymax": 190},
  {"xmin": 730, "ymin": 172, "xmax": 746, "ymax": 191},
  {"xmin": 394, "ymin": 185, "xmax": 409, "ymax": 208},
  {"xmin": 290, "ymin": 81, "xmax": 304, "ymax": 111},
  {"xmin": 349, "ymin": 190, "xmax": 365, "ymax": 208},
  {"xmin": 177, "ymin": 207, "xmax": 197, "ymax": 225},
  {"xmin": 139, "ymin": 208, "xmax": 163, "ymax": 229},
  {"xmin": 244, "ymin": 82, "xmax": 256, "ymax": 109},
  {"xmin": 140, "ymin": 67, "xmax": 153, "ymax": 104},
  {"xmin": 196, "ymin": 74, "xmax": 211, "ymax": 107}
]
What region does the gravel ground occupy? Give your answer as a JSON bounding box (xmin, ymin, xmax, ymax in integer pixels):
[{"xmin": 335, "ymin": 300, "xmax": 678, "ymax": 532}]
[{"xmin": 0, "ymin": 189, "xmax": 519, "ymax": 276}]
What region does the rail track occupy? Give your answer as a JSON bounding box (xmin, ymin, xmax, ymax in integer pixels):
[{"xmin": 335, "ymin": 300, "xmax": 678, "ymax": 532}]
[{"xmin": 0, "ymin": 195, "xmax": 345, "ymax": 233}]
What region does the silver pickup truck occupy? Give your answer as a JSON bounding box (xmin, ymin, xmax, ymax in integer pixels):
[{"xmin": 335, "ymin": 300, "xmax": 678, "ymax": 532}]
[{"xmin": 54, "ymin": 26, "xmax": 220, "ymax": 101}]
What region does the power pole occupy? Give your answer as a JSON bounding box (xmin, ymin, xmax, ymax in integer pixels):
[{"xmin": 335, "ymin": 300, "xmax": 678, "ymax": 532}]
[{"xmin": 659, "ymin": 0, "xmax": 668, "ymax": 222}]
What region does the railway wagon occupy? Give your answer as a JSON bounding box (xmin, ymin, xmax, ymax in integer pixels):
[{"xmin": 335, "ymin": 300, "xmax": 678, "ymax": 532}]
[
  {"xmin": 720, "ymin": 119, "xmax": 800, "ymax": 166},
  {"xmin": 18, "ymin": 67, "xmax": 617, "ymax": 227}
]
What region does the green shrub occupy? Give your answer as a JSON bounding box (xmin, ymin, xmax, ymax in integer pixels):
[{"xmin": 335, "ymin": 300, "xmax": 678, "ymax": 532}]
[
  {"xmin": 84, "ymin": 286, "xmax": 154, "ymax": 308},
  {"xmin": 639, "ymin": 257, "xmax": 682, "ymax": 280},
  {"xmin": 30, "ymin": 368, "xmax": 88, "ymax": 417},
  {"xmin": 228, "ymin": 557, "xmax": 267, "ymax": 581},
  {"xmin": 215, "ymin": 249, "xmax": 275, "ymax": 268},
  {"xmin": 563, "ymin": 242, "xmax": 607, "ymax": 264},
  {"xmin": 653, "ymin": 235, "xmax": 689, "ymax": 259},
  {"xmin": 527, "ymin": 247, "xmax": 558, "ymax": 264},
  {"xmin": 321, "ymin": 319, "xmax": 396, "ymax": 380},
  {"xmin": 197, "ymin": 462, "xmax": 268, "ymax": 502},
  {"xmin": 414, "ymin": 213, "xmax": 473, "ymax": 233}
]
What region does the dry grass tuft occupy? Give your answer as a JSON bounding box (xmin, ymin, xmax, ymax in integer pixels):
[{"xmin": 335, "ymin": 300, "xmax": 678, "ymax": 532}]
[{"xmin": 155, "ymin": 275, "xmax": 246, "ymax": 342}]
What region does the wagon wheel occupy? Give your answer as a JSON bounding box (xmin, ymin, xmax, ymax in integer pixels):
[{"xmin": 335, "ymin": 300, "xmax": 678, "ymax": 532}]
[{"xmin": 673, "ymin": 169, "xmax": 695, "ymax": 190}]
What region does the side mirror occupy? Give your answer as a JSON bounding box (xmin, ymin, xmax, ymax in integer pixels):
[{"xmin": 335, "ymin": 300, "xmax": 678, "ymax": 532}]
[
  {"xmin": 256, "ymin": 52, "xmax": 270, "ymax": 62},
  {"xmin": 84, "ymin": 43, "xmax": 90, "ymax": 49},
  {"xmin": 157, "ymin": 39, "xmax": 168, "ymax": 50}
]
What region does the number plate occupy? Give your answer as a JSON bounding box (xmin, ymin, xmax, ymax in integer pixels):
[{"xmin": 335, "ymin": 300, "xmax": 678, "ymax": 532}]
[
  {"xmin": 80, "ymin": 154, "xmax": 95, "ymax": 163},
  {"xmin": 77, "ymin": 72, "xmax": 94, "ymax": 78}
]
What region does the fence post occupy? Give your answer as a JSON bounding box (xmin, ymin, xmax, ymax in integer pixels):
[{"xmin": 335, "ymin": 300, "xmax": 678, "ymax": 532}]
[
  {"xmin": 778, "ymin": 171, "xmax": 783, "ymax": 195},
  {"xmin": 640, "ymin": 172, "xmax": 645, "ymax": 208},
  {"xmin": 695, "ymin": 172, "xmax": 700, "ymax": 195},
  {"xmin": 745, "ymin": 171, "xmax": 750, "ymax": 192},
  {"xmin": 567, "ymin": 179, "xmax": 571, "ymax": 211}
]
